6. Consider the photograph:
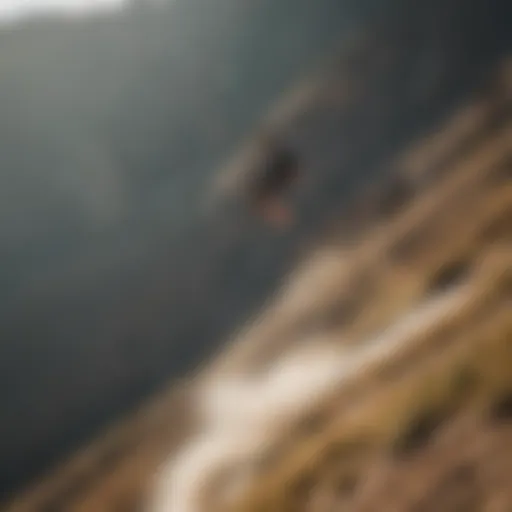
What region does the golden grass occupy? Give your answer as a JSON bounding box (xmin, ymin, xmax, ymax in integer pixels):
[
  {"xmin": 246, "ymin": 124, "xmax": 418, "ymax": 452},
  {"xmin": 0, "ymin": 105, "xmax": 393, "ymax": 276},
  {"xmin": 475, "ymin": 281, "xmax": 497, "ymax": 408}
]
[{"xmin": 232, "ymin": 283, "xmax": 511, "ymax": 512}]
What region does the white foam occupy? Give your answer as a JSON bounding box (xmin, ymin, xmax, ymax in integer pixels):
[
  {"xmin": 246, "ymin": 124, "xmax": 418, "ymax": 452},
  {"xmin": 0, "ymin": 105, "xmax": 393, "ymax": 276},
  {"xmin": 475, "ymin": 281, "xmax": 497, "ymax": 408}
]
[{"xmin": 149, "ymin": 286, "xmax": 468, "ymax": 512}]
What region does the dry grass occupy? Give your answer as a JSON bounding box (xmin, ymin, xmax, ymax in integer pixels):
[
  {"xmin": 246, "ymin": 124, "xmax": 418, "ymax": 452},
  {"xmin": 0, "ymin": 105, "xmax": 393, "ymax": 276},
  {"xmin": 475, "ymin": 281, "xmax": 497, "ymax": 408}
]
[{"xmin": 227, "ymin": 258, "xmax": 511, "ymax": 510}]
